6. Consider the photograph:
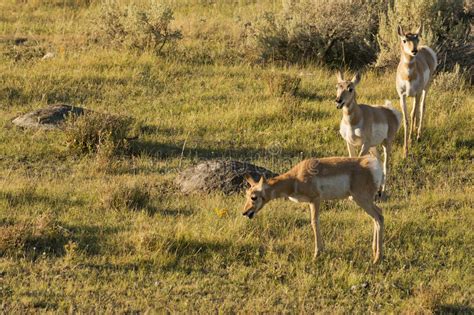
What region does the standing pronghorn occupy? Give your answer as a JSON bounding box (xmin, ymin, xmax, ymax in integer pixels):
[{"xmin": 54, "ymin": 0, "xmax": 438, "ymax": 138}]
[
  {"xmin": 396, "ymin": 25, "xmax": 437, "ymax": 157},
  {"xmin": 242, "ymin": 156, "xmax": 385, "ymax": 263},
  {"xmin": 335, "ymin": 71, "xmax": 401, "ymax": 196}
]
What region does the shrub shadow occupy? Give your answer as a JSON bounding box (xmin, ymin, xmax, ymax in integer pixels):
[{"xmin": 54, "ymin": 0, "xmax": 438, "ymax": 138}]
[
  {"xmin": 130, "ymin": 139, "xmax": 315, "ymax": 161},
  {"xmin": 66, "ymin": 224, "xmax": 125, "ymax": 256},
  {"xmin": 435, "ymin": 304, "xmax": 473, "ymax": 314},
  {"xmin": 1, "ymin": 190, "xmax": 85, "ymax": 209}
]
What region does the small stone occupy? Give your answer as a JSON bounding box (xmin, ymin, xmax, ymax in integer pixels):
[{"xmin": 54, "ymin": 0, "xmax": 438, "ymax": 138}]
[{"xmin": 12, "ymin": 104, "xmax": 86, "ymax": 130}]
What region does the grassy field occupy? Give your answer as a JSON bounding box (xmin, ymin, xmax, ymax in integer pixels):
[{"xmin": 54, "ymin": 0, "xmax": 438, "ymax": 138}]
[{"xmin": 0, "ymin": 1, "xmax": 473, "ymax": 313}]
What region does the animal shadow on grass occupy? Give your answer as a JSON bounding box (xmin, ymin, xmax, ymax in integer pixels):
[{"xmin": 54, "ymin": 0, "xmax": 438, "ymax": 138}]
[
  {"xmin": 160, "ymin": 238, "xmax": 266, "ymax": 273},
  {"xmin": 65, "ymin": 224, "xmax": 124, "ymax": 256}
]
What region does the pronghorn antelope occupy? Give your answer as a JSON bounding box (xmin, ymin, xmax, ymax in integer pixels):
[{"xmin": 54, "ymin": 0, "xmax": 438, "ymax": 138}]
[
  {"xmin": 396, "ymin": 25, "xmax": 437, "ymax": 157},
  {"xmin": 335, "ymin": 71, "xmax": 401, "ymax": 196},
  {"xmin": 242, "ymin": 156, "xmax": 385, "ymax": 263}
]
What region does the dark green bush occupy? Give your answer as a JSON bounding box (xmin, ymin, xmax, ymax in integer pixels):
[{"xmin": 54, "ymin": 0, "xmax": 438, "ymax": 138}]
[
  {"xmin": 244, "ymin": 0, "xmax": 380, "ymax": 68},
  {"xmin": 376, "ymin": 0, "xmax": 471, "ymax": 68}
]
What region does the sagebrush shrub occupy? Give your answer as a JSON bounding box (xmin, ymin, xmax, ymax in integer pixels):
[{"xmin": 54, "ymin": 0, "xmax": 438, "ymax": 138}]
[
  {"xmin": 96, "ymin": 1, "xmax": 182, "ymax": 54},
  {"xmin": 432, "ymin": 64, "xmax": 467, "ymax": 91},
  {"xmin": 64, "ymin": 111, "xmax": 133, "ymax": 155},
  {"xmin": 376, "ymin": 0, "xmax": 470, "ymax": 67},
  {"xmin": 244, "ymin": 0, "xmax": 379, "ymax": 67},
  {"xmin": 1, "ymin": 38, "xmax": 48, "ymax": 62}
]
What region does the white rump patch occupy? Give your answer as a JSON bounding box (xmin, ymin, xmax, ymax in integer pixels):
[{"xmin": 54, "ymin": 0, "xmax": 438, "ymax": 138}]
[
  {"xmin": 423, "ymin": 67, "xmax": 431, "ymax": 86},
  {"xmin": 367, "ymin": 157, "xmax": 383, "ymax": 189},
  {"xmin": 354, "ymin": 128, "xmax": 362, "ymax": 137},
  {"xmin": 314, "ymin": 175, "xmax": 350, "ymax": 200},
  {"xmin": 383, "ymin": 100, "xmax": 402, "ymax": 126},
  {"xmin": 424, "ymin": 46, "xmax": 438, "ymax": 69}
]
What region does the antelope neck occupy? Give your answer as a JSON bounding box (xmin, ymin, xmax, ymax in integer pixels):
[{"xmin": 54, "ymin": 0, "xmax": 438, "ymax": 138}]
[
  {"xmin": 265, "ymin": 175, "xmax": 296, "ymax": 200},
  {"xmin": 343, "ymin": 99, "xmax": 362, "ymax": 125}
]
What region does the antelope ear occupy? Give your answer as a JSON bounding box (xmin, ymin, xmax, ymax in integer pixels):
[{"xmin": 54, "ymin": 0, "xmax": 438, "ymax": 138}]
[
  {"xmin": 415, "ymin": 24, "xmax": 423, "ymax": 37},
  {"xmin": 351, "ymin": 72, "xmax": 361, "ymax": 86},
  {"xmin": 397, "ymin": 25, "xmax": 404, "ymax": 37},
  {"xmin": 335, "ymin": 70, "xmax": 344, "ymax": 82},
  {"xmin": 258, "ymin": 175, "xmax": 266, "ymax": 186},
  {"xmin": 244, "ymin": 174, "xmax": 257, "ymax": 186}
]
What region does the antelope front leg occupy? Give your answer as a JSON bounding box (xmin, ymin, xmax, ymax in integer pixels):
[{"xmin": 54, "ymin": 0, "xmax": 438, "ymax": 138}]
[
  {"xmin": 358, "ymin": 143, "xmax": 370, "ymax": 157},
  {"xmin": 410, "ymin": 94, "xmax": 421, "ymax": 141},
  {"xmin": 346, "ymin": 141, "xmax": 356, "ymax": 157},
  {"xmin": 309, "ymin": 199, "xmax": 323, "ymax": 259},
  {"xmin": 399, "ymin": 95, "xmax": 409, "ymax": 158},
  {"xmin": 417, "ymin": 89, "xmax": 428, "ymax": 141},
  {"xmin": 353, "ymin": 197, "xmax": 384, "ymax": 264},
  {"xmin": 381, "ymin": 143, "xmax": 391, "ymax": 196}
]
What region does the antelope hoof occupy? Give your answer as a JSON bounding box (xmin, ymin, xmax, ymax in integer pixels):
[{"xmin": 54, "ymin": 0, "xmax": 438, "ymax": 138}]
[
  {"xmin": 313, "ymin": 249, "xmax": 323, "ymax": 260},
  {"xmin": 373, "ymin": 254, "xmax": 382, "ymax": 264},
  {"xmin": 375, "ymin": 190, "xmax": 387, "ymax": 202}
]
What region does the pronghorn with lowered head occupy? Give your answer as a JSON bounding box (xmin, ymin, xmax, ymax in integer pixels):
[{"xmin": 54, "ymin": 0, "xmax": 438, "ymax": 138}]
[
  {"xmin": 242, "ymin": 156, "xmax": 385, "ymax": 264},
  {"xmin": 396, "ymin": 25, "xmax": 437, "ymax": 157},
  {"xmin": 335, "ymin": 71, "xmax": 401, "ymax": 197}
]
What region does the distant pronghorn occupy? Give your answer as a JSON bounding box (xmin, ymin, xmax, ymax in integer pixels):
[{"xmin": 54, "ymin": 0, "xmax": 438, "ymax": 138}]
[
  {"xmin": 396, "ymin": 25, "xmax": 437, "ymax": 157},
  {"xmin": 335, "ymin": 71, "xmax": 401, "ymax": 196},
  {"xmin": 242, "ymin": 156, "xmax": 385, "ymax": 264}
]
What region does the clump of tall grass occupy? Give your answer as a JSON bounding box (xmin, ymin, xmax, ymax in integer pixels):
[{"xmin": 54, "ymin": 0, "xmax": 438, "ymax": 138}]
[
  {"xmin": 1, "ymin": 38, "xmax": 49, "ymax": 62},
  {"xmin": 95, "ymin": 1, "xmax": 182, "ymax": 54},
  {"xmin": 432, "ymin": 64, "xmax": 467, "ymax": 91},
  {"xmin": 100, "ymin": 180, "xmax": 152, "ymax": 211},
  {"xmin": 64, "ymin": 111, "xmax": 133, "ymax": 156},
  {"xmin": 0, "ymin": 213, "xmax": 69, "ymax": 258},
  {"xmin": 263, "ymin": 72, "xmax": 301, "ymax": 97}
]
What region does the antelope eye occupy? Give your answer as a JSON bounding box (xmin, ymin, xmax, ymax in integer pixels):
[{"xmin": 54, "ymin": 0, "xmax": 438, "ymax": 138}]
[
  {"xmin": 403, "ymin": 39, "xmax": 407, "ymax": 43},
  {"xmin": 251, "ymin": 195, "xmax": 257, "ymax": 201}
]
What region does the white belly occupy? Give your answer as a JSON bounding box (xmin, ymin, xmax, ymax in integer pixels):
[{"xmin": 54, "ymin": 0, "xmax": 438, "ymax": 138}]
[
  {"xmin": 340, "ymin": 122, "xmax": 363, "ymax": 146},
  {"xmin": 369, "ymin": 123, "xmax": 388, "ymax": 146},
  {"xmin": 288, "ymin": 195, "xmax": 312, "ymax": 203},
  {"xmin": 314, "ymin": 175, "xmax": 351, "ymax": 200}
]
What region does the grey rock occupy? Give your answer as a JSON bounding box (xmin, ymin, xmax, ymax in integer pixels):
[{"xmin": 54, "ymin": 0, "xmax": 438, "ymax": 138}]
[
  {"xmin": 12, "ymin": 104, "xmax": 86, "ymax": 130},
  {"xmin": 175, "ymin": 160, "xmax": 278, "ymax": 194}
]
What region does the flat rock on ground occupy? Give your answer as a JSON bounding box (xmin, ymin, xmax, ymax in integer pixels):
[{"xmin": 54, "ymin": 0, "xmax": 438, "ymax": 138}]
[
  {"xmin": 12, "ymin": 104, "xmax": 86, "ymax": 130},
  {"xmin": 175, "ymin": 160, "xmax": 278, "ymax": 194}
]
